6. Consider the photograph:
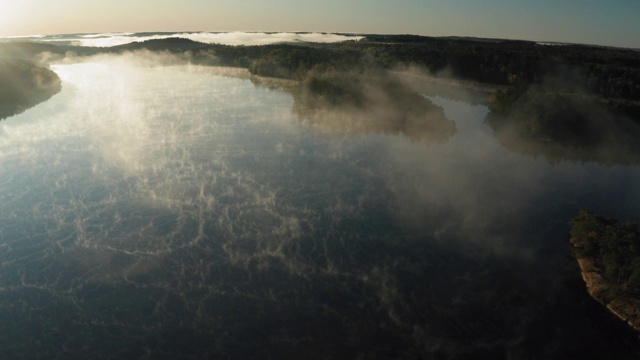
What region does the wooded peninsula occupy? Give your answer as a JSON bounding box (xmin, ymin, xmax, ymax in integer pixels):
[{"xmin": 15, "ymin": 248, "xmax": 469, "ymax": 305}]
[
  {"xmin": 0, "ymin": 59, "xmax": 61, "ymax": 120},
  {"xmin": 570, "ymin": 210, "xmax": 640, "ymax": 332}
]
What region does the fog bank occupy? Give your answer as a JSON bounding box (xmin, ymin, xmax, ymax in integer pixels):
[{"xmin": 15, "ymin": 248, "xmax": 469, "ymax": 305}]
[{"xmin": 2, "ymin": 31, "xmax": 364, "ymax": 47}]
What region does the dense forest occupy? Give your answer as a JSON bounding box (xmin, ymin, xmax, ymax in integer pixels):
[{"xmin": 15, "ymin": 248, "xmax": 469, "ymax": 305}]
[
  {"xmin": 289, "ymin": 68, "xmax": 456, "ymax": 144},
  {"xmin": 0, "ymin": 59, "xmax": 61, "ymax": 120},
  {"xmin": 102, "ymin": 35, "xmax": 640, "ymax": 155},
  {"xmin": 1, "ymin": 34, "xmax": 639, "ymax": 155},
  {"xmin": 4, "ymin": 34, "xmax": 639, "ymax": 101},
  {"xmin": 571, "ymin": 210, "xmax": 640, "ymax": 298},
  {"xmin": 570, "ymin": 210, "xmax": 640, "ymax": 332}
]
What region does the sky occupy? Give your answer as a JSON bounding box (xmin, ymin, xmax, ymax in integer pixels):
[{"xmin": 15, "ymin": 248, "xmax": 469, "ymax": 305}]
[{"xmin": 0, "ymin": 0, "xmax": 639, "ymax": 48}]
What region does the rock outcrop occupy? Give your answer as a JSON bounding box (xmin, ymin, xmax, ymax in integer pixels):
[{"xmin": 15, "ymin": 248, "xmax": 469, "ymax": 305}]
[{"xmin": 572, "ymin": 242, "xmax": 640, "ymax": 332}]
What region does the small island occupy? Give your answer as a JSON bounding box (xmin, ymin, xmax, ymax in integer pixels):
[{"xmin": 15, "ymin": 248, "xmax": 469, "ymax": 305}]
[
  {"xmin": 290, "ymin": 67, "xmax": 456, "ymax": 144},
  {"xmin": 570, "ymin": 209, "xmax": 640, "ymax": 331},
  {"xmin": 0, "ymin": 59, "xmax": 61, "ymax": 120}
]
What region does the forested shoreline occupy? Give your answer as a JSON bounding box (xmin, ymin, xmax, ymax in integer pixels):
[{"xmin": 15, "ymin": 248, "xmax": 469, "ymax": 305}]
[
  {"xmin": 0, "ymin": 59, "xmax": 61, "ymax": 120},
  {"xmin": 570, "ymin": 210, "xmax": 640, "ymax": 331},
  {"xmin": 3, "ymin": 33, "xmax": 639, "ymax": 109},
  {"xmin": 1, "ymin": 33, "xmax": 639, "ymax": 157}
]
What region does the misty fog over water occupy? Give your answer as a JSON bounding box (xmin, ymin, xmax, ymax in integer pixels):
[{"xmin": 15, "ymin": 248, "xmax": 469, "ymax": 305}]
[
  {"xmin": 1, "ymin": 60, "xmax": 639, "ymax": 358},
  {"xmin": 0, "ymin": 32, "xmax": 365, "ymax": 47}
]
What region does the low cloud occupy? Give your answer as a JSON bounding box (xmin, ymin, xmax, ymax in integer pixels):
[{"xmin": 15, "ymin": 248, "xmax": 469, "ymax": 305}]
[{"xmin": 16, "ymin": 32, "xmax": 364, "ymax": 48}]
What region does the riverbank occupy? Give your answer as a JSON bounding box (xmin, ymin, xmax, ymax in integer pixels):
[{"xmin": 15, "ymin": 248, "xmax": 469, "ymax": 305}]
[
  {"xmin": 571, "ymin": 241, "xmax": 640, "ymax": 332},
  {"xmin": 0, "ymin": 60, "xmax": 61, "ymax": 120}
]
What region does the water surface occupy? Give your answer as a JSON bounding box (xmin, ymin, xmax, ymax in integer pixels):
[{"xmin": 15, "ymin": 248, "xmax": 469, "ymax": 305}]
[{"xmin": 1, "ymin": 62, "xmax": 639, "ymax": 359}]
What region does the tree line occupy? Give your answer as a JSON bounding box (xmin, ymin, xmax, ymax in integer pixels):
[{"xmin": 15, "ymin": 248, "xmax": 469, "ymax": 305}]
[
  {"xmin": 571, "ymin": 209, "xmax": 640, "ymax": 297},
  {"xmin": 0, "ymin": 59, "xmax": 61, "ymax": 120},
  {"xmin": 2, "ymin": 34, "xmax": 639, "ymax": 146}
]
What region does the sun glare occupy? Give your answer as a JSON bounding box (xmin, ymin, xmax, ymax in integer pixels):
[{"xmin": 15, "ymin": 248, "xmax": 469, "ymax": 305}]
[
  {"xmin": 0, "ymin": 0, "xmax": 22, "ymax": 36},
  {"xmin": 0, "ymin": 2, "xmax": 29, "ymax": 37}
]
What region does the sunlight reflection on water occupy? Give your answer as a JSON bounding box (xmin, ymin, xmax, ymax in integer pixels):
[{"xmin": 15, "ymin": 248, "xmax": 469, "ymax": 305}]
[{"xmin": 1, "ymin": 60, "xmax": 639, "ymax": 358}]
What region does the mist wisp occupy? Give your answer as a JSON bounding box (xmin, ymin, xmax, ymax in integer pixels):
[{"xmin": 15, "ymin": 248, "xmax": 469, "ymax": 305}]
[{"xmin": 1, "ymin": 31, "xmax": 364, "ymax": 47}]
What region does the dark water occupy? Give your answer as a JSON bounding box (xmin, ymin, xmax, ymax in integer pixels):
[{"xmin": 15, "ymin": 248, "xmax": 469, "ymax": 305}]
[{"xmin": 1, "ymin": 62, "xmax": 639, "ymax": 359}]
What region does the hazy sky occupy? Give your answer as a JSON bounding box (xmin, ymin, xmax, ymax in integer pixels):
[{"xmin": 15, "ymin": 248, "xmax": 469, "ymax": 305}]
[{"xmin": 1, "ymin": 0, "xmax": 638, "ymax": 48}]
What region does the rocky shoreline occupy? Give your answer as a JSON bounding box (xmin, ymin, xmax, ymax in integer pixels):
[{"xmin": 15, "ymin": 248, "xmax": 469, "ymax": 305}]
[{"xmin": 572, "ymin": 243, "xmax": 640, "ymax": 332}]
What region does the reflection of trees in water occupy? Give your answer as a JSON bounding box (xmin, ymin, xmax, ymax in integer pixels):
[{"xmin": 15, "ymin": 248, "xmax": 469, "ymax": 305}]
[
  {"xmin": 0, "ymin": 59, "xmax": 61, "ymax": 120},
  {"xmin": 288, "ymin": 70, "xmax": 457, "ymax": 146},
  {"xmin": 487, "ymin": 113, "xmax": 640, "ymax": 166},
  {"xmin": 485, "ymin": 88, "xmax": 640, "ymax": 166}
]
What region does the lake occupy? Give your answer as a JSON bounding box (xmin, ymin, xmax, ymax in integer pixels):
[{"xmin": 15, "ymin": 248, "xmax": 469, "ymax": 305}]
[{"xmin": 1, "ymin": 61, "xmax": 639, "ymax": 359}]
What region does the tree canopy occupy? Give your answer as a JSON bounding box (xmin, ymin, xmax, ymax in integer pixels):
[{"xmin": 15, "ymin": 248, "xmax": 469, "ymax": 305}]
[
  {"xmin": 571, "ymin": 210, "xmax": 640, "ymax": 296},
  {"xmin": 0, "ymin": 59, "xmax": 61, "ymax": 120}
]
